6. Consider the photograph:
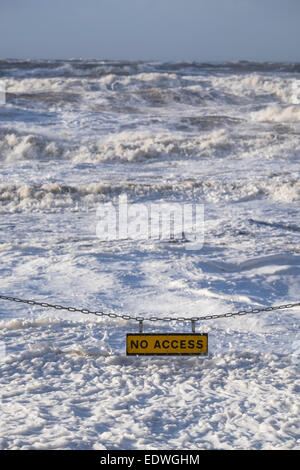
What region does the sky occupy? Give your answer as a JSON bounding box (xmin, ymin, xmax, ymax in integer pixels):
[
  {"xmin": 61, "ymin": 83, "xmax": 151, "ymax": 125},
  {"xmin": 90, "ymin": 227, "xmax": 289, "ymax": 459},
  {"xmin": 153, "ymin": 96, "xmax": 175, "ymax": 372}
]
[{"xmin": 0, "ymin": 0, "xmax": 299, "ymax": 61}]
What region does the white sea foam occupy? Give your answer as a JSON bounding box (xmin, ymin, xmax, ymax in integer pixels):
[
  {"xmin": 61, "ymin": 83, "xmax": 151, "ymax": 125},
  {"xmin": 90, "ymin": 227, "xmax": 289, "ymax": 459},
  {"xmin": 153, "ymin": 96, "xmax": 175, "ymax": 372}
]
[
  {"xmin": 251, "ymin": 105, "xmax": 300, "ymax": 123},
  {"xmin": 1, "ymin": 126, "xmax": 299, "ymax": 164},
  {"xmin": 0, "ymin": 132, "xmax": 61, "ymax": 161},
  {"xmin": 0, "ymin": 129, "xmax": 233, "ymax": 162}
]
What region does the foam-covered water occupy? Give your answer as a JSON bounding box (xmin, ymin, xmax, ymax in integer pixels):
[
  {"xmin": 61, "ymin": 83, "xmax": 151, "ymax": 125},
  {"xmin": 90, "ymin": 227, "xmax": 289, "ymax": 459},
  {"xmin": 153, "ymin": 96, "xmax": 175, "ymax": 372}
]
[{"xmin": 0, "ymin": 61, "xmax": 300, "ymax": 450}]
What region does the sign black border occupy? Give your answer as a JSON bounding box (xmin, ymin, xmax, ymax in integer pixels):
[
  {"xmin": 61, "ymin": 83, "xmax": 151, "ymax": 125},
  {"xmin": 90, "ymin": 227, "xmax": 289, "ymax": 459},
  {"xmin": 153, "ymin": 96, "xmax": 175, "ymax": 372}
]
[{"xmin": 126, "ymin": 333, "xmax": 208, "ymax": 356}]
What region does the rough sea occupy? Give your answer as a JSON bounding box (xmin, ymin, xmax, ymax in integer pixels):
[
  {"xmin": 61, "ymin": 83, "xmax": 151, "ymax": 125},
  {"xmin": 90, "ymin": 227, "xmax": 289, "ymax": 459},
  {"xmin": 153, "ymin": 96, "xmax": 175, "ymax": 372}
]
[{"xmin": 0, "ymin": 60, "xmax": 299, "ymax": 449}]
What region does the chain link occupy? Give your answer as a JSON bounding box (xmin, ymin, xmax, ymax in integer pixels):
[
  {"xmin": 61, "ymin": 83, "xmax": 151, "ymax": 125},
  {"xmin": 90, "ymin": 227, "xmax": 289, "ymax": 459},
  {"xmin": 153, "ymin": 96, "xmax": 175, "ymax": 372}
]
[{"xmin": 0, "ymin": 294, "xmax": 299, "ymax": 324}]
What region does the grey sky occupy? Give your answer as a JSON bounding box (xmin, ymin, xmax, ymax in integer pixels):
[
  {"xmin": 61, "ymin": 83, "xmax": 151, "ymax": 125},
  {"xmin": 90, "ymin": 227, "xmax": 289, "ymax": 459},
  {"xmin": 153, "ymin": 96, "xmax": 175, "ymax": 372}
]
[{"xmin": 0, "ymin": 0, "xmax": 299, "ymax": 61}]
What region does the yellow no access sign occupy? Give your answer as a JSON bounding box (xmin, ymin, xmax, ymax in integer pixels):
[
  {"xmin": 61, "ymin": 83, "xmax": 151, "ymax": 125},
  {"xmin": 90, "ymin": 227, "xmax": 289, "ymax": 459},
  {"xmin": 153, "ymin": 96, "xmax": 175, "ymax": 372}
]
[{"xmin": 126, "ymin": 333, "xmax": 208, "ymax": 356}]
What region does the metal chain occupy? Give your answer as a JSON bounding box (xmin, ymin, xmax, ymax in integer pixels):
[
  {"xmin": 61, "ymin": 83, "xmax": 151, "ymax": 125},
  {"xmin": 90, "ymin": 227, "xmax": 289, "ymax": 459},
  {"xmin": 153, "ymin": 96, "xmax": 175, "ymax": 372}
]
[{"xmin": 0, "ymin": 294, "xmax": 299, "ymax": 324}]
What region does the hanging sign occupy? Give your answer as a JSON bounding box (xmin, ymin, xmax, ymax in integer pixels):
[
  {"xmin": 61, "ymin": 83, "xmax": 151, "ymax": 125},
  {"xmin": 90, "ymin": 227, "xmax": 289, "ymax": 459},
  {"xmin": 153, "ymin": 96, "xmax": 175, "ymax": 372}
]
[{"xmin": 126, "ymin": 333, "xmax": 208, "ymax": 356}]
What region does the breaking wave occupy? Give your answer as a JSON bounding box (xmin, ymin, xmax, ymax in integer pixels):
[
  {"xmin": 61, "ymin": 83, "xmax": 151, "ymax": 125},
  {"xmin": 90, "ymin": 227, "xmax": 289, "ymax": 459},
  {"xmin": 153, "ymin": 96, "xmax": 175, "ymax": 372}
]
[
  {"xmin": 2, "ymin": 67, "xmax": 300, "ymax": 112},
  {"xmin": 0, "ymin": 127, "xmax": 299, "ymax": 163},
  {"xmin": 0, "ymin": 129, "xmax": 233, "ymax": 162},
  {"xmin": 0, "ymin": 178, "xmax": 299, "ymax": 213}
]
